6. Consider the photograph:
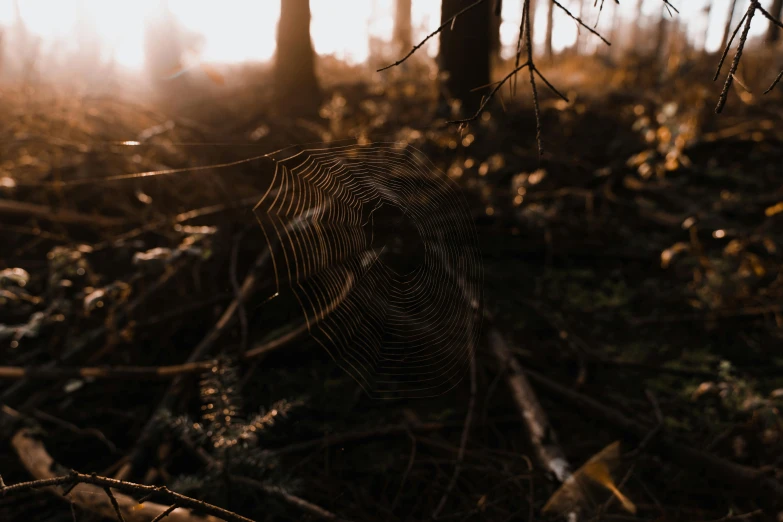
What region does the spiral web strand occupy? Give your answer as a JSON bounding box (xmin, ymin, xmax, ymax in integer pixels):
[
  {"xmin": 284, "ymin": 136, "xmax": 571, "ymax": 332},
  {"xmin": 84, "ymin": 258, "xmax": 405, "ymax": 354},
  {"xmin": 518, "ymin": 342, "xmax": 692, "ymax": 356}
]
[{"xmin": 254, "ymin": 142, "xmax": 482, "ymax": 399}]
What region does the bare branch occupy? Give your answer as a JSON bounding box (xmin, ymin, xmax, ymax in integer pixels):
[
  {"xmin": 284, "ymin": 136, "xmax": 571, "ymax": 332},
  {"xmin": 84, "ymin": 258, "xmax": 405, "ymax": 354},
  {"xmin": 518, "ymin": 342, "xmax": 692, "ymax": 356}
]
[
  {"xmin": 716, "ymin": 1, "xmax": 757, "ymax": 113},
  {"xmin": 713, "ymin": 8, "xmax": 749, "ymax": 81},
  {"xmin": 4, "ymin": 429, "xmax": 252, "ymax": 522},
  {"xmin": 552, "ymin": 0, "xmax": 612, "ymax": 46},
  {"xmin": 757, "ymin": 3, "xmax": 783, "ymax": 29},
  {"xmin": 377, "ymin": 0, "xmax": 488, "ymax": 72},
  {"xmin": 524, "ymin": 0, "xmax": 544, "ymax": 158},
  {"xmin": 764, "ymin": 70, "xmax": 783, "ymax": 94},
  {"xmin": 448, "ymin": 60, "xmax": 531, "ymax": 125},
  {"xmin": 103, "ymin": 486, "xmax": 128, "ymax": 522},
  {"xmin": 534, "ymin": 68, "xmax": 570, "ymax": 102}
]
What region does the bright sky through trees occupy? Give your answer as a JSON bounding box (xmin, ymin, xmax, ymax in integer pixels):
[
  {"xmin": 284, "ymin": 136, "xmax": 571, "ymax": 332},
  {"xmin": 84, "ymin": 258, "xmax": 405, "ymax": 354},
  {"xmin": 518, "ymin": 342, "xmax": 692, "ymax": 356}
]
[{"xmin": 0, "ymin": 0, "xmax": 775, "ymax": 69}]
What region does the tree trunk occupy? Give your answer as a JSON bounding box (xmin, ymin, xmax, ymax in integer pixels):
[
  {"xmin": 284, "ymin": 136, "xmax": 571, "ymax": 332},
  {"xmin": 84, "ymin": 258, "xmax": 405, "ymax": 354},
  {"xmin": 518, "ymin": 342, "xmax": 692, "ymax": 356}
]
[
  {"xmin": 143, "ymin": 2, "xmax": 186, "ymax": 95},
  {"xmin": 275, "ymin": 0, "xmax": 321, "ymax": 116},
  {"xmin": 603, "ymin": 0, "xmax": 618, "ymax": 59},
  {"xmin": 489, "ymin": 0, "xmax": 502, "ymax": 61},
  {"xmin": 719, "ymin": 0, "xmax": 739, "ymax": 53},
  {"xmin": 574, "ymin": 0, "xmax": 587, "ymax": 54},
  {"xmin": 393, "ymin": 0, "xmax": 413, "ymax": 54},
  {"xmin": 544, "ymin": 0, "xmax": 554, "ymax": 60},
  {"xmin": 438, "ymin": 0, "xmax": 492, "ymax": 115},
  {"xmin": 766, "ymin": 0, "xmax": 783, "ymax": 47},
  {"xmin": 654, "ymin": 4, "xmax": 668, "ymax": 62},
  {"xmin": 700, "ymin": 1, "xmax": 712, "ymax": 52},
  {"xmin": 630, "ymin": 0, "xmax": 644, "ymax": 53}
]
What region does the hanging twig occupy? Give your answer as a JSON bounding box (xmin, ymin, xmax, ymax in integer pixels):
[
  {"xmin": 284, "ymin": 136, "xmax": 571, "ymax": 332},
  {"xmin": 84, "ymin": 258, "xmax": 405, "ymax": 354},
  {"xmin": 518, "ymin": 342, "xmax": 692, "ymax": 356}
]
[
  {"xmin": 764, "ymin": 69, "xmax": 783, "ymax": 94},
  {"xmin": 715, "ymin": 1, "xmax": 756, "ymax": 114},
  {"xmin": 379, "ymin": 0, "xmax": 610, "ymax": 157},
  {"xmin": 713, "ymin": 0, "xmax": 783, "ymax": 109},
  {"xmin": 450, "ymin": 0, "xmax": 569, "ymax": 157},
  {"xmin": 551, "ymin": 0, "xmax": 612, "ymax": 45},
  {"xmin": 377, "ymin": 0, "xmax": 489, "ymax": 72}
]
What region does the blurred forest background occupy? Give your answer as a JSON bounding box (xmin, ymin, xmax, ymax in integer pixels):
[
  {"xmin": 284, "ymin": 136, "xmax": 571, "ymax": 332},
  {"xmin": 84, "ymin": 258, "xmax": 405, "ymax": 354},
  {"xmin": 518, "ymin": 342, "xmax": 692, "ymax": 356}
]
[{"xmin": 1, "ymin": 0, "xmax": 783, "ymax": 521}]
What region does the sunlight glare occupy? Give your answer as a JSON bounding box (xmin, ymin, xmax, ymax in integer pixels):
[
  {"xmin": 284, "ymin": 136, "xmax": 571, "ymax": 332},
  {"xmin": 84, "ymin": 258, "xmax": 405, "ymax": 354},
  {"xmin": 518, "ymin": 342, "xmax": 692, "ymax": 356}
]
[{"xmin": 0, "ymin": 0, "xmax": 776, "ymax": 72}]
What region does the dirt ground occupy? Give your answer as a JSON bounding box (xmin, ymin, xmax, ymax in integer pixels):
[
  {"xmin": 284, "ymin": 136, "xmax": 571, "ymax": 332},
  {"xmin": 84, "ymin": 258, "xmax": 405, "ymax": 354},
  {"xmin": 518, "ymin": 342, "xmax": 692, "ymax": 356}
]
[{"xmin": 1, "ymin": 52, "xmax": 783, "ymax": 521}]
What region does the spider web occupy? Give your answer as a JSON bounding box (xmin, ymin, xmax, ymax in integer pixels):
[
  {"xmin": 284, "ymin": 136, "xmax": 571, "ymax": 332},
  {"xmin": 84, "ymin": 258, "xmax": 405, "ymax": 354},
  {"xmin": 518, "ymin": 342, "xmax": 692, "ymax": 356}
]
[{"xmin": 254, "ymin": 142, "xmax": 483, "ymax": 399}]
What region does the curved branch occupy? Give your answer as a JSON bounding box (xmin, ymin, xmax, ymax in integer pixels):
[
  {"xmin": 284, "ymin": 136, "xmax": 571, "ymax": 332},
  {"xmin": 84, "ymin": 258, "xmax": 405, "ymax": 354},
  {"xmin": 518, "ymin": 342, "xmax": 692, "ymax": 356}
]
[
  {"xmin": 377, "ymin": 0, "xmax": 488, "ymax": 72},
  {"xmin": 5, "ymin": 429, "xmax": 250, "ymax": 522},
  {"xmin": 0, "ymin": 273, "xmax": 354, "ymax": 381}
]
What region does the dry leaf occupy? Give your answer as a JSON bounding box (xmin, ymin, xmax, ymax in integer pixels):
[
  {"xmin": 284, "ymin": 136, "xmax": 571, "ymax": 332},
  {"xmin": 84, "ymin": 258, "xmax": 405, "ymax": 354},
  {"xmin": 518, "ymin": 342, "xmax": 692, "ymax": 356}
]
[{"xmin": 542, "ymin": 441, "xmax": 636, "ymax": 516}]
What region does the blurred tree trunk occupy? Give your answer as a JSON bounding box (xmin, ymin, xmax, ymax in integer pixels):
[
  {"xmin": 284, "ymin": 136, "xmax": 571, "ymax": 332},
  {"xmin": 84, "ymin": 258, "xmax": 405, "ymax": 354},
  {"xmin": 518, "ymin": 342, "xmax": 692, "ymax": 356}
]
[
  {"xmin": 635, "ymin": 0, "xmax": 644, "ymax": 19},
  {"xmin": 489, "ymin": 0, "xmax": 502, "ymax": 61},
  {"xmin": 719, "ymin": 0, "xmax": 738, "ymax": 52},
  {"xmin": 438, "ymin": 0, "xmax": 492, "ymax": 114},
  {"xmin": 576, "ymin": 0, "xmax": 587, "ymax": 54},
  {"xmin": 543, "ymin": 0, "xmax": 554, "ymax": 60},
  {"xmin": 275, "ymin": 0, "xmax": 321, "ymax": 116},
  {"xmin": 393, "ymin": 0, "xmax": 413, "ymax": 54},
  {"xmin": 700, "ymin": 1, "xmax": 712, "ymax": 51},
  {"xmin": 766, "ymin": 0, "xmax": 783, "ymax": 47},
  {"xmin": 603, "ymin": 0, "xmax": 618, "ymax": 59},
  {"xmin": 630, "ymin": 0, "xmax": 644, "ymax": 52},
  {"xmin": 144, "ymin": 2, "xmax": 185, "ymax": 93},
  {"xmin": 654, "ymin": 5, "xmax": 668, "ymax": 62}
]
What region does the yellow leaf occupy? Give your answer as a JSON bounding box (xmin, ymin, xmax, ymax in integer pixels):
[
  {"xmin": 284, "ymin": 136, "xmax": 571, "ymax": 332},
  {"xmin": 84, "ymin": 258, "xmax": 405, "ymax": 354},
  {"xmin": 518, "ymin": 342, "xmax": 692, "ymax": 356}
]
[
  {"xmin": 765, "ymin": 202, "xmax": 783, "ymax": 217},
  {"xmin": 582, "ymin": 458, "xmax": 637, "ymax": 514},
  {"xmin": 542, "ymin": 441, "xmax": 636, "ymax": 516}
]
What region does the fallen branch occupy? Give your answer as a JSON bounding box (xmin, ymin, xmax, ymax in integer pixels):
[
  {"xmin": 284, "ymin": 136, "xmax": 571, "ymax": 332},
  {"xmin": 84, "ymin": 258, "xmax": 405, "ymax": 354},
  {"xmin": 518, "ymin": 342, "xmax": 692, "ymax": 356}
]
[
  {"xmin": 115, "ymin": 247, "xmax": 271, "ymax": 480},
  {"xmin": 1, "ymin": 258, "xmax": 190, "ymax": 405},
  {"xmin": 0, "ymin": 199, "xmax": 126, "ymax": 227},
  {"xmin": 269, "ymin": 421, "xmax": 451, "ymax": 456},
  {"xmin": 230, "ymin": 476, "xmax": 346, "ymax": 521},
  {"xmin": 524, "ymin": 368, "xmax": 783, "ymax": 505},
  {"xmin": 486, "ymin": 325, "xmax": 571, "ymax": 482},
  {"xmin": 119, "ymin": 245, "xmax": 351, "ymax": 480},
  {"xmin": 5, "ymin": 428, "xmax": 251, "ymax": 522},
  {"xmin": 431, "ymin": 239, "xmax": 572, "ymax": 483},
  {"xmin": 0, "ymin": 272, "xmax": 353, "ymax": 381}
]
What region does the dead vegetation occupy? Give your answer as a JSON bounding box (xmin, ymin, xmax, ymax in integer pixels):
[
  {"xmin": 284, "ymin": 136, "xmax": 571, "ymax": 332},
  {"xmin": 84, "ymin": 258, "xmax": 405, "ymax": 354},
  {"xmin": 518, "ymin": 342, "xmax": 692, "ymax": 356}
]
[{"xmin": 1, "ymin": 3, "xmax": 783, "ymax": 521}]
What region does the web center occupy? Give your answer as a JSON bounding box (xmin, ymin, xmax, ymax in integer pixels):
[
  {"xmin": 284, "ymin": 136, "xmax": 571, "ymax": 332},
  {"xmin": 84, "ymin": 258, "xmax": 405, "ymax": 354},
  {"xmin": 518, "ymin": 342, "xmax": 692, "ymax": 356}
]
[{"xmin": 365, "ymin": 202, "xmax": 425, "ymax": 276}]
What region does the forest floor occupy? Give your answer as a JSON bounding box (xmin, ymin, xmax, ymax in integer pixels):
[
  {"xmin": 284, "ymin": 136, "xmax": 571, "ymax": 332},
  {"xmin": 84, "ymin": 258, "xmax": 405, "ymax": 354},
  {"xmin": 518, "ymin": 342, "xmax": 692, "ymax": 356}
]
[{"xmin": 1, "ymin": 53, "xmax": 783, "ymax": 522}]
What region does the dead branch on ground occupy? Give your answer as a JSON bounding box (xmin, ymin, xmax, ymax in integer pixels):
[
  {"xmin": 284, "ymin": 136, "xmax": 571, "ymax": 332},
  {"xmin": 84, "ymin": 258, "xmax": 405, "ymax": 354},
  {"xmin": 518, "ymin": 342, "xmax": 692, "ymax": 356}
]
[{"xmin": 4, "ymin": 428, "xmax": 249, "ymax": 522}]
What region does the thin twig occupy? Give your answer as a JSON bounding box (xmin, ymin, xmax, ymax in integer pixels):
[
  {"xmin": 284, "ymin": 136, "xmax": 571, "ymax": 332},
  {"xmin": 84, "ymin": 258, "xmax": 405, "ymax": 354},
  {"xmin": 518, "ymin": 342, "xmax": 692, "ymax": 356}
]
[
  {"xmin": 513, "ymin": 0, "xmax": 527, "ymax": 96},
  {"xmin": 448, "ymin": 61, "xmax": 531, "ymax": 125},
  {"xmin": 230, "ymin": 477, "xmax": 347, "ymax": 521},
  {"xmin": 523, "ymin": 369, "xmax": 783, "ymax": 503},
  {"xmin": 552, "ymin": 0, "xmax": 612, "ymax": 45},
  {"xmin": 104, "ymin": 486, "xmax": 127, "ymax": 522},
  {"xmin": 0, "ymin": 272, "xmax": 355, "ymax": 382},
  {"xmin": 764, "ymin": 70, "xmax": 783, "ymax": 94},
  {"xmin": 432, "ymin": 351, "xmax": 477, "ymax": 519},
  {"xmin": 377, "ymin": 0, "xmax": 488, "ymax": 72},
  {"xmin": 6, "ymin": 429, "xmax": 249, "ymax": 522},
  {"xmin": 715, "ymin": 1, "xmax": 757, "ymax": 114},
  {"xmin": 230, "ymin": 230, "xmax": 249, "ymax": 355},
  {"xmin": 150, "ymin": 504, "xmax": 179, "ymax": 522},
  {"xmin": 116, "ymin": 247, "xmax": 271, "ymax": 480},
  {"xmin": 0, "ymin": 199, "xmax": 126, "ymax": 227},
  {"xmin": 525, "ymin": 0, "xmax": 544, "ymax": 159},
  {"xmin": 757, "ymin": 3, "xmax": 783, "ymax": 29},
  {"xmin": 713, "ymin": 9, "xmax": 749, "ymax": 81}
]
